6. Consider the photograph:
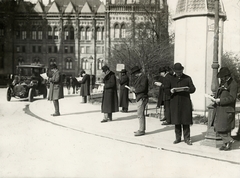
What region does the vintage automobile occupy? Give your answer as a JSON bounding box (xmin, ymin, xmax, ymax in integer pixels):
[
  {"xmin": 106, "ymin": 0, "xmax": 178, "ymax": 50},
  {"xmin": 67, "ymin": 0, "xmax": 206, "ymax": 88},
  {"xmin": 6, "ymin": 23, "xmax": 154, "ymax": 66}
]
[{"xmin": 6, "ymin": 64, "xmax": 48, "ymax": 102}]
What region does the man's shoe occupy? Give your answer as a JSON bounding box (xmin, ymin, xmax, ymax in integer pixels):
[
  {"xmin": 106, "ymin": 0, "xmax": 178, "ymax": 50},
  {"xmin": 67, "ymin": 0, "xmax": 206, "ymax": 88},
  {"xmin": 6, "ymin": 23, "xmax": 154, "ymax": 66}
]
[
  {"xmin": 51, "ymin": 113, "xmax": 60, "ymax": 116},
  {"xmin": 173, "ymin": 140, "xmax": 181, "ymax": 144},
  {"xmin": 219, "ymin": 144, "xmax": 226, "ymax": 151},
  {"xmin": 160, "ymin": 117, "xmax": 166, "ymax": 121},
  {"xmin": 101, "ymin": 119, "xmax": 108, "ymax": 123},
  {"xmin": 134, "ymin": 131, "xmax": 145, "ymax": 136},
  {"xmin": 185, "ymin": 140, "xmax": 192, "ymax": 145},
  {"xmin": 162, "ymin": 121, "xmax": 170, "ymax": 125},
  {"xmin": 224, "ymin": 141, "xmax": 232, "ymax": 151}
]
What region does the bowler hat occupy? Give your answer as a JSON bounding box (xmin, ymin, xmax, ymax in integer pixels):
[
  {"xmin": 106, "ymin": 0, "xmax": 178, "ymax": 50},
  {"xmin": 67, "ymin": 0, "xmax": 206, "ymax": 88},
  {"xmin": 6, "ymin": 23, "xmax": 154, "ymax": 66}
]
[
  {"xmin": 159, "ymin": 67, "xmax": 166, "ymax": 73},
  {"xmin": 131, "ymin": 66, "xmax": 142, "ymax": 75},
  {"xmin": 101, "ymin": 65, "xmax": 109, "ymax": 72},
  {"xmin": 217, "ymin": 67, "xmax": 231, "ymax": 78},
  {"xmin": 120, "ymin": 69, "xmax": 127, "ymax": 73},
  {"xmin": 173, "ymin": 63, "xmax": 184, "ymax": 72}
]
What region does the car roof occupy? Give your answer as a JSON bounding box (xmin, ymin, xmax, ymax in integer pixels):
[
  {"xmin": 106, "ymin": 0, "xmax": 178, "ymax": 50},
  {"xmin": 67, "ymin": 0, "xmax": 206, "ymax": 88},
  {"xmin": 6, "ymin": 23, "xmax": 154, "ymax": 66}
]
[{"xmin": 17, "ymin": 64, "xmax": 46, "ymax": 68}]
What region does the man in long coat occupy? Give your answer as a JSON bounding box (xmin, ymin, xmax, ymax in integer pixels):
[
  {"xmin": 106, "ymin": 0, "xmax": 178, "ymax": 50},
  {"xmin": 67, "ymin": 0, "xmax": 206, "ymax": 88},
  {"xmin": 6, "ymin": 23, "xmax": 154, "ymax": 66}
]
[
  {"xmin": 166, "ymin": 63, "xmax": 196, "ymax": 145},
  {"xmin": 101, "ymin": 65, "xmax": 119, "ymax": 122},
  {"xmin": 79, "ymin": 70, "xmax": 90, "ymax": 103},
  {"xmin": 48, "ymin": 64, "xmax": 64, "ymax": 116},
  {"xmin": 212, "ymin": 67, "xmax": 238, "ymax": 151},
  {"xmin": 119, "ymin": 69, "xmax": 129, "ymax": 112}
]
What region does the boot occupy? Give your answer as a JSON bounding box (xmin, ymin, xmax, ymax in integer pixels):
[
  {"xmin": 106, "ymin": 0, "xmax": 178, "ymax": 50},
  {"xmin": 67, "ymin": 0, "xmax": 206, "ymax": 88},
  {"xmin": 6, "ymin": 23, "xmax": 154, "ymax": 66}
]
[{"xmin": 52, "ymin": 100, "xmax": 60, "ymax": 116}]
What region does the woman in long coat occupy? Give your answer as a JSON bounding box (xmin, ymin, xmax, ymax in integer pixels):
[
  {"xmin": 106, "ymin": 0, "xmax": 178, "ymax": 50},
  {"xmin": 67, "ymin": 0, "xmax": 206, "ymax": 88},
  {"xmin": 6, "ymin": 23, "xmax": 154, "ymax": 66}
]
[
  {"xmin": 166, "ymin": 63, "xmax": 195, "ymax": 145},
  {"xmin": 101, "ymin": 65, "xmax": 119, "ymax": 122},
  {"xmin": 48, "ymin": 64, "xmax": 64, "ymax": 116},
  {"xmin": 119, "ymin": 69, "xmax": 129, "ymax": 112},
  {"xmin": 212, "ymin": 67, "xmax": 237, "ymax": 151}
]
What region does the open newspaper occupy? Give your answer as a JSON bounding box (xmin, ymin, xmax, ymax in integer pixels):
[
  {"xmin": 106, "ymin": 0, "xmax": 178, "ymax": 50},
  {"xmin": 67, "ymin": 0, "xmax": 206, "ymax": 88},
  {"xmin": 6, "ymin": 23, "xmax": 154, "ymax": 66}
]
[
  {"xmin": 75, "ymin": 76, "xmax": 83, "ymax": 82},
  {"xmin": 154, "ymin": 82, "xmax": 162, "ymax": 87},
  {"xmin": 125, "ymin": 85, "xmax": 136, "ymax": 99},
  {"xmin": 40, "ymin": 73, "xmax": 48, "ymax": 80}
]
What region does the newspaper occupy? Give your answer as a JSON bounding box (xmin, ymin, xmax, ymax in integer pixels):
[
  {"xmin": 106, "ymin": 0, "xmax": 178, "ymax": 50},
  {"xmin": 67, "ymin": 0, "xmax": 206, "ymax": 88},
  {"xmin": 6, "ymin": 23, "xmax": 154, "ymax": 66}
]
[
  {"xmin": 204, "ymin": 94, "xmax": 215, "ymax": 101},
  {"xmin": 172, "ymin": 86, "xmax": 189, "ymax": 92},
  {"xmin": 125, "ymin": 85, "xmax": 136, "ymax": 99},
  {"xmin": 40, "ymin": 73, "xmax": 48, "ymax": 80},
  {"xmin": 154, "ymin": 82, "xmax": 162, "ymax": 87},
  {"xmin": 76, "ymin": 77, "xmax": 83, "ymax": 82}
]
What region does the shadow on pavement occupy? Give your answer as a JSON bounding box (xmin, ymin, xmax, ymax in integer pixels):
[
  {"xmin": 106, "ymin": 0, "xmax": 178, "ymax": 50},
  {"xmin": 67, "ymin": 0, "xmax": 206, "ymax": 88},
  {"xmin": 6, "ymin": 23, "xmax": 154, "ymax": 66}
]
[
  {"xmin": 146, "ymin": 126, "xmax": 175, "ymax": 135},
  {"xmin": 191, "ymin": 132, "xmax": 207, "ymax": 143},
  {"xmin": 231, "ymin": 140, "xmax": 240, "ymax": 150},
  {"xmin": 60, "ymin": 110, "xmax": 100, "ymax": 116},
  {"xmin": 114, "ymin": 115, "xmax": 137, "ymax": 121}
]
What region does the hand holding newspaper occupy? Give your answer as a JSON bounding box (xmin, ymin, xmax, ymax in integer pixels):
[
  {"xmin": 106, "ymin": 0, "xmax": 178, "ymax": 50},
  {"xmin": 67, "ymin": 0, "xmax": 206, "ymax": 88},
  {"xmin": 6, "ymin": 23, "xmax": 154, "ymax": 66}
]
[
  {"xmin": 171, "ymin": 86, "xmax": 189, "ymax": 93},
  {"xmin": 125, "ymin": 85, "xmax": 136, "ymax": 99},
  {"xmin": 76, "ymin": 76, "xmax": 83, "ymax": 82},
  {"xmin": 40, "ymin": 73, "xmax": 48, "ymax": 80},
  {"xmin": 154, "ymin": 82, "xmax": 162, "ymax": 87},
  {"xmin": 204, "ymin": 94, "xmax": 215, "ymax": 101}
]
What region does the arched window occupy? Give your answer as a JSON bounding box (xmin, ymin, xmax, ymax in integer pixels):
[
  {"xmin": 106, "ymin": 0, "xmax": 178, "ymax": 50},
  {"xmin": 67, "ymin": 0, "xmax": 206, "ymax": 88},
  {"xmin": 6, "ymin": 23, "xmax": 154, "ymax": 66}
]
[
  {"xmin": 38, "ymin": 27, "xmax": 43, "ymax": 40},
  {"xmin": 82, "ymin": 59, "xmax": 87, "ymax": 69},
  {"xmin": 66, "ymin": 58, "xmax": 73, "ymax": 69},
  {"xmin": 33, "ymin": 58, "xmax": 40, "ymax": 64},
  {"xmin": 69, "ymin": 26, "xmax": 74, "ymax": 40},
  {"xmin": 49, "ymin": 58, "xmax": 56, "ymax": 65},
  {"xmin": 53, "ymin": 26, "xmax": 59, "ymax": 40},
  {"xmin": 80, "ymin": 27, "xmax": 85, "ymax": 40},
  {"xmin": 98, "ymin": 59, "xmax": 104, "ymax": 70},
  {"xmin": 86, "ymin": 27, "xmax": 92, "ymax": 40},
  {"xmin": 22, "ymin": 29, "xmax": 27, "ymax": 40},
  {"xmin": 18, "ymin": 58, "xmax": 24, "ymax": 65},
  {"xmin": 114, "ymin": 24, "xmax": 120, "ymax": 39},
  {"xmin": 64, "ymin": 26, "xmax": 69, "ymax": 40},
  {"xmin": 96, "ymin": 27, "xmax": 102, "ymax": 41},
  {"xmin": 48, "ymin": 26, "xmax": 52, "ymax": 39},
  {"xmin": 121, "ymin": 24, "xmax": 126, "ymax": 38},
  {"xmin": 32, "ymin": 26, "xmax": 37, "ymax": 40}
]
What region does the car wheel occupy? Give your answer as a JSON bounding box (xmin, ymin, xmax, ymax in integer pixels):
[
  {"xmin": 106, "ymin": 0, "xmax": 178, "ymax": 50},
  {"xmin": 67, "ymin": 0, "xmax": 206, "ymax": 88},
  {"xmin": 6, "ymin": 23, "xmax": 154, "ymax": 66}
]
[
  {"xmin": 28, "ymin": 88, "xmax": 34, "ymax": 102},
  {"xmin": 43, "ymin": 86, "xmax": 47, "ymax": 99},
  {"xmin": 6, "ymin": 87, "xmax": 12, "ymax": 101}
]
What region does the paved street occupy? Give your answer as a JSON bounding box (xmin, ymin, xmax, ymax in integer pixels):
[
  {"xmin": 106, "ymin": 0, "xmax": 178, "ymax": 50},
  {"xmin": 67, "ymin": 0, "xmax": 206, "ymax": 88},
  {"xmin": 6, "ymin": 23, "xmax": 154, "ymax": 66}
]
[{"xmin": 0, "ymin": 88, "xmax": 240, "ymax": 178}]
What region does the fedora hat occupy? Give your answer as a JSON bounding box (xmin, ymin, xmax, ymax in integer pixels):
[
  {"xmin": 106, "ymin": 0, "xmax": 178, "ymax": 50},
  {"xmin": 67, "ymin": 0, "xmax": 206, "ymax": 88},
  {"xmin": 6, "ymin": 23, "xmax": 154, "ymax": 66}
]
[
  {"xmin": 101, "ymin": 65, "xmax": 109, "ymax": 72},
  {"xmin": 120, "ymin": 69, "xmax": 127, "ymax": 73},
  {"xmin": 217, "ymin": 67, "xmax": 231, "ymax": 78},
  {"xmin": 173, "ymin": 63, "xmax": 184, "ymax": 72},
  {"xmin": 131, "ymin": 66, "xmax": 142, "ymax": 75},
  {"xmin": 50, "ymin": 63, "xmax": 57, "ymax": 69}
]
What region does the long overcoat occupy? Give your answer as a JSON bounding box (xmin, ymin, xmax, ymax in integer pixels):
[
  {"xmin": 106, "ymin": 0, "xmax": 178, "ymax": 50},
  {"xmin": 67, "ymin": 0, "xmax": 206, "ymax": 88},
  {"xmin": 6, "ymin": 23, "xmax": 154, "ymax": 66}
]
[
  {"xmin": 166, "ymin": 74, "xmax": 196, "ymax": 125},
  {"xmin": 213, "ymin": 78, "xmax": 238, "ymax": 132},
  {"xmin": 48, "ymin": 70, "xmax": 64, "ymax": 101},
  {"xmin": 119, "ymin": 74, "xmax": 129, "ymax": 108},
  {"xmin": 101, "ymin": 71, "xmax": 119, "ymax": 113},
  {"xmin": 80, "ymin": 74, "xmax": 90, "ymax": 96}
]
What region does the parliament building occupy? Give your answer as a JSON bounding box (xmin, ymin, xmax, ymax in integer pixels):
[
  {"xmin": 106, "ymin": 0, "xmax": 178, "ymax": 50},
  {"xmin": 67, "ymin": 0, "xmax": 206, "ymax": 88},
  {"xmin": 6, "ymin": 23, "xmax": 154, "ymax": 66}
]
[{"xmin": 0, "ymin": 0, "xmax": 168, "ymax": 81}]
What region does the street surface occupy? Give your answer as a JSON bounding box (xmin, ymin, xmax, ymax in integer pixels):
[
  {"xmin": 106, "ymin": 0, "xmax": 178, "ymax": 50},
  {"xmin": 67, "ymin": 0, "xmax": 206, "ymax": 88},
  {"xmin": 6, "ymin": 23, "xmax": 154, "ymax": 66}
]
[{"xmin": 0, "ymin": 88, "xmax": 240, "ymax": 178}]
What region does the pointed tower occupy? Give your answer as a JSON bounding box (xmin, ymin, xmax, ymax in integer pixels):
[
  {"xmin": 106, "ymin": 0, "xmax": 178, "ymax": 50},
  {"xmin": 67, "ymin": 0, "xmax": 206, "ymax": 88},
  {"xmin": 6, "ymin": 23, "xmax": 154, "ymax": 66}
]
[{"xmin": 173, "ymin": 0, "xmax": 226, "ymax": 113}]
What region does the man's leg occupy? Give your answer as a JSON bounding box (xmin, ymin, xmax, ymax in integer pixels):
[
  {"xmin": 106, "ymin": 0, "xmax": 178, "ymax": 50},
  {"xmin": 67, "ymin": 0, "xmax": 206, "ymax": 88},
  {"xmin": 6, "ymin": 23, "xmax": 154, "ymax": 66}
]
[
  {"xmin": 108, "ymin": 113, "xmax": 112, "ymax": 121},
  {"xmin": 52, "ymin": 100, "xmax": 60, "ymax": 116},
  {"xmin": 162, "ymin": 100, "xmax": 171, "ymax": 125},
  {"xmin": 135, "ymin": 98, "xmax": 148, "ymax": 136},
  {"xmin": 183, "ymin": 125, "xmax": 192, "ymax": 145},
  {"xmin": 218, "ymin": 132, "xmax": 233, "ymax": 150},
  {"xmin": 101, "ymin": 113, "xmax": 109, "ymax": 123},
  {"xmin": 174, "ymin": 124, "xmax": 181, "ymax": 143}
]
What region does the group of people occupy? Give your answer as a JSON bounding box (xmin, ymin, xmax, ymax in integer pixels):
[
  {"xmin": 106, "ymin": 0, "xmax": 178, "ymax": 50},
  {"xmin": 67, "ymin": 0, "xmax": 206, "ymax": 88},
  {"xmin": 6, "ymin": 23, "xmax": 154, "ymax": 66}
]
[{"xmin": 46, "ymin": 63, "xmax": 239, "ymax": 150}]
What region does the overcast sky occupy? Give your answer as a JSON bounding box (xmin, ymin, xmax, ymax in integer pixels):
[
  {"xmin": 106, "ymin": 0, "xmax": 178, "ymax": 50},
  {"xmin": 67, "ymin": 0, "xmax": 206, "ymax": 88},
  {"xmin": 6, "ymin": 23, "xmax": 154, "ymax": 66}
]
[{"xmin": 25, "ymin": 0, "xmax": 240, "ymax": 54}]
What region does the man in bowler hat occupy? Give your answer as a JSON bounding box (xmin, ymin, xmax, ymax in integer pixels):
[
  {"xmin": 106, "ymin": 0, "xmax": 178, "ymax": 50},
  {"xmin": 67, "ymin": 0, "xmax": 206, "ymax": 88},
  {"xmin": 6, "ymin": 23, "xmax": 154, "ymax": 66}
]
[
  {"xmin": 211, "ymin": 67, "xmax": 237, "ymax": 151},
  {"xmin": 119, "ymin": 69, "xmax": 129, "ymax": 112},
  {"xmin": 48, "ymin": 64, "xmax": 64, "ymax": 116},
  {"xmin": 166, "ymin": 63, "xmax": 196, "ymax": 145},
  {"xmin": 79, "ymin": 70, "xmax": 90, "ymax": 103},
  {"xmin": 101, "ymin": 65, "xmax": 119, "ymax": 122},
  {"xmin": 129, "ymin": 66, "xmax": 149, "ymax": 136}
]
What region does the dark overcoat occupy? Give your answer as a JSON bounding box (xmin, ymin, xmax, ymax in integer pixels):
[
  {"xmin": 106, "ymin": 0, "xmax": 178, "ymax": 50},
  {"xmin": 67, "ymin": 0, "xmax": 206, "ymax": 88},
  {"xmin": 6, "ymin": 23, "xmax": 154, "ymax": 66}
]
[
  {"xmin": 101, "ymin": 71, "xmax": 119, "ymax": 113},
  {"xmin": 166, "ymin": 74, "xmax": 196, "ymax": 125},
  {"xmin": 80, "ymin": 74, "xmax": 90, "ymax": 96},
  {"xmin": 48, "ymin": 70, "xmax": 64, "ymax": 101},
  {"xmin": 134, "ymin": 73, "xmax": 149, "ymax": 102},
  {"xmin": 213, "ymin": 78, "xmax": 238, "ymax": 132},
  {"xmin": 119, "ymin": 74, "xmax": 129, "ymax": 108}
]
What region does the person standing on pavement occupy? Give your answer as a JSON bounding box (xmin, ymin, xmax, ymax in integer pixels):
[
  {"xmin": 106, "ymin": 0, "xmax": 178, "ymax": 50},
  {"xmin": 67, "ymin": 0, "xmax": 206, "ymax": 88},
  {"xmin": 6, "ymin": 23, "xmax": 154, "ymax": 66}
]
[
  {"xmin": 119, "ymin": 69, "xmax": 129, "ymax": 113},
  {"xmin": 129, "ymin": 66, "xmax": 149, "ymax": 136},
  {"xmin": 101, "ymin": 65, "xmax": 119, "ymax": 123},
  {"xmin": 79, "ymin": 70, "xmax": 90, "ymax": 103},
  {"xmin": 47, "ymin": 64, "xmax": 64, "ymax": 116},
  {"xmin": 154, "ymin": 66, "xmax": 172, "ymax": 125},
  {"xmin": 211, "ymin": 67, "xmax": 238, "ymax": 151},
  {"xmin": 166, "ymin": 63, "xmax": 196, "ymax": 145}
]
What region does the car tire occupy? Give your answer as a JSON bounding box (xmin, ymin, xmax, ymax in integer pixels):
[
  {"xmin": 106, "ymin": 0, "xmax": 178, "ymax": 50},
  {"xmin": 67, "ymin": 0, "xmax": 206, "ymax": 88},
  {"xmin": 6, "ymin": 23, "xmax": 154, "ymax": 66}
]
[
  {"xmin": 6, "ymin": 87, "xmax": 12, "ymax": 101},
  {"xmin": 28, "ymin": 88, "xmax": 34, "ymax": 102}
]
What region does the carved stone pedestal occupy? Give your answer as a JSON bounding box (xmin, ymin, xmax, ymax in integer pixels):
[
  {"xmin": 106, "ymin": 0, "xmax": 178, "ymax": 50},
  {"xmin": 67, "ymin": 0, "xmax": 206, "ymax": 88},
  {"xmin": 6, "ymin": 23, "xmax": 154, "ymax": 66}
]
[{"xmin": 201, "ymin": 105, "xmax": 223, "ymax": 147}]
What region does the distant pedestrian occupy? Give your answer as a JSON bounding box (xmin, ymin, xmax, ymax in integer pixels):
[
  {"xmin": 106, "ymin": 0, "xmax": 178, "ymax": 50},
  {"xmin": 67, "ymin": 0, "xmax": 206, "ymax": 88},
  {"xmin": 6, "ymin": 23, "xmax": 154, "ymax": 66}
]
[
  {"xmin": 212, "ymin": 67, "xmax": 238, "ymax": 151},
  {"xmin": 47, "ymin": 64, "xmax": 64, "ymax": 116},
  {"xmin": 154, "ymin": 66, "xmax": 172, "ymax": 125},
  {"xmin": 101, "ymin": 65, "xmax": 119, "ymax": 123},
  {"xmin": 66, "ymin": 76, "xmax": 71, "ymax": 94},
  {"xmin": 79, "ymin": 70, "xmax": 90, "ymax": 103},
  {"xmin": 129, "ymin": 66, "xmax": 149, "ymax": 136},
  {"xmin": 166, "ymin": 63, "xmax": 196, "ymax": 145},
  {"xmin": 119, "ymin": 69, "xmax": 129, "ymax": 113}
]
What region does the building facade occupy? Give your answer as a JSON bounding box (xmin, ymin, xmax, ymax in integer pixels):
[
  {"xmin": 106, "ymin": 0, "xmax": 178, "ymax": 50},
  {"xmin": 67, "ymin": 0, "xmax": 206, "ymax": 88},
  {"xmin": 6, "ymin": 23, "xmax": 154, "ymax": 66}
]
[{"xmin": 0, "ymin": 0, "xmax": 168, "ymax": 81}]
